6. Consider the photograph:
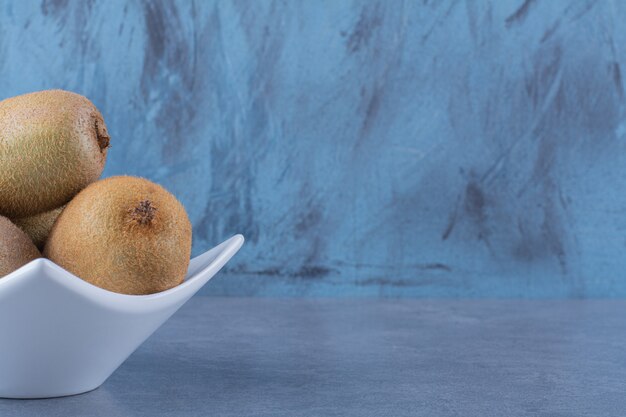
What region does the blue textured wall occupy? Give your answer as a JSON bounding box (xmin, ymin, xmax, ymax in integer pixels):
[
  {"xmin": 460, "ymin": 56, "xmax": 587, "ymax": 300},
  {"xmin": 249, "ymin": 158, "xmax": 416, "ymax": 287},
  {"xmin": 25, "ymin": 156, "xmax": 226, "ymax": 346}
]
[{"xmin": 1, "ymin": 0, "xmax": 625, "ymax": 297}]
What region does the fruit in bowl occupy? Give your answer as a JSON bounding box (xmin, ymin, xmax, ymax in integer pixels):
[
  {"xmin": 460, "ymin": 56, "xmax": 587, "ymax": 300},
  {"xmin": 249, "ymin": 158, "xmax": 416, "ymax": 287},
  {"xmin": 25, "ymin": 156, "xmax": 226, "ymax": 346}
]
[
  {"xmin": 0, "ymin": 90, "xmax": 243, "ymax": 398},
  {"xmin": 0, "ymin": 89, "xmax": 196, "ymax": 295},
  {"xmin": 12, "ymin": 205, "xmax": 65, "ymax": 250},
  {"xmin": 45, "ymin": 175, "xmax": 193, "ymax": 295},
  {"xmin": 0, "ymin": 216, "xmax": 40, "ymax": 276},
  {"xmin": 0, "ymin": 90, "xmax": 110, "ymax": 218}
]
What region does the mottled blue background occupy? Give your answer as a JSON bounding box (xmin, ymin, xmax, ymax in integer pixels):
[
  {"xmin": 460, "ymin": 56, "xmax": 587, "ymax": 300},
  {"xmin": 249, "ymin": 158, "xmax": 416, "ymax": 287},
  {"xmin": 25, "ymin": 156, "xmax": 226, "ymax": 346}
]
[{"xmin": 1, "ymin": 0, "xmax": 625, "ymax": 296}]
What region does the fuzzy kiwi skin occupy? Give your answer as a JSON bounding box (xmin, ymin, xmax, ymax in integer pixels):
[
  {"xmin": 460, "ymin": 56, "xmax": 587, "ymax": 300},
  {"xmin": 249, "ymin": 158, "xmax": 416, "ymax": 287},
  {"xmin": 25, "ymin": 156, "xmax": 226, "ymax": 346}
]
[
  {"xmin": 44, "ymin": 176, "xmax": 192, "ymax": 295},
  {"xmin": 0, "ymin": 90, "xmax": 110, "ymax": 218},
  {"xmin": 0, "ymin": 216, "xmax": 41, "ymax": 278},
  {"xmin": 12, "ymin": 205, "xmax": 65, "ymax": 250}
]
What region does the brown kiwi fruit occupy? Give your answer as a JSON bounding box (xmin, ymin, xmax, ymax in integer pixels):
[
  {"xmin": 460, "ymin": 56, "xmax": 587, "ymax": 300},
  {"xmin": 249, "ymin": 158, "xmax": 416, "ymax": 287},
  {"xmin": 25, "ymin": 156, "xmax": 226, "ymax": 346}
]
[
  {"xmin": 45, "ymin": 176, "xmax": 192, "ymax": 295},
  {"xmin": 0, "ymin": 216, "xmax": 40, "ymax": 278},
  {"xmin": 0, "ymin": 90, "xmax": 110, "ymax": 218},
  {"xmin": 12, "ymin": 205, "xmax": 65, "ymax": 250}
]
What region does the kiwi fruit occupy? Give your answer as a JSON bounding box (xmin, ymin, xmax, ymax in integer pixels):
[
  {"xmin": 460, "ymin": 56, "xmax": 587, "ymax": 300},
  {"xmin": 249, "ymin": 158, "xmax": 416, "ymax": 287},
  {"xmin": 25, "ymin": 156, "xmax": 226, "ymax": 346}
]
[
  {"xmin": 45, "ymin": 176, "xmax": 192, "ymax": 295},
  {"xmin": 0, "ymin": 90, "xmax": 110, "ymax": 218},
  {"xmin": 0, "ymin": 216, "xmax": 40, "ymax": 278},
  {"xmin": 12, "ymin": 205, "xmax": 65, "ymax": 250}
]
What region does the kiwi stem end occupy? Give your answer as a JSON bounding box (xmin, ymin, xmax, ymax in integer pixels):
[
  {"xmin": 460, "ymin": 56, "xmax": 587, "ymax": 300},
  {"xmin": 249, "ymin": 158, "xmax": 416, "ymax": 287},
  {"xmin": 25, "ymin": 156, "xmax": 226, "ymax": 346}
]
[{"xmin": 129, "ymin": 200, "xmax": 157, "ymax": 225}]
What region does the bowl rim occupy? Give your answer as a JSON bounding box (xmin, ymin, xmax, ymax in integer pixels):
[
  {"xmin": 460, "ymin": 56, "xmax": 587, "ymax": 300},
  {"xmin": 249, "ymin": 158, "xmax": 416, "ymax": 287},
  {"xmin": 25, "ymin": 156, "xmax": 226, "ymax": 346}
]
[{"xmin": 0, "ymin": 234, "xmax": 244, "ymax": 310}]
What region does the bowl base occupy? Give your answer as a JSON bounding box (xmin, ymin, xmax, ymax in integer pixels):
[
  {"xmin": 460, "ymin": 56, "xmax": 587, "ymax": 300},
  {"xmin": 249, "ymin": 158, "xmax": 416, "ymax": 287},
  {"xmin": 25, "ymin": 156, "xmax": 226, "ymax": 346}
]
[{"xmin": 0, "ymin": 384, "xmax": 101, "ymax": 400}]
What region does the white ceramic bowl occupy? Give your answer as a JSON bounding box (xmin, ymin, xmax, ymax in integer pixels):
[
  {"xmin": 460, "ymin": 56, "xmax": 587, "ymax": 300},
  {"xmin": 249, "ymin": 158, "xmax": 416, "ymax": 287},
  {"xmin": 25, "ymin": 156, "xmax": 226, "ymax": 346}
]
[{"xmin": 0, "ymin": 234, "xmax": 244, "ymax": 399}]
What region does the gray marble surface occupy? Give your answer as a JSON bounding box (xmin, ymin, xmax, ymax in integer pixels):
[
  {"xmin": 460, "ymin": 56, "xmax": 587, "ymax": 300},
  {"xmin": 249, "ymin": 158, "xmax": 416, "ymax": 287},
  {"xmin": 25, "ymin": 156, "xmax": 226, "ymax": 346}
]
[{"xmin": 1, "ymin": 297, "xmax": 625, "ymax": 416}]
